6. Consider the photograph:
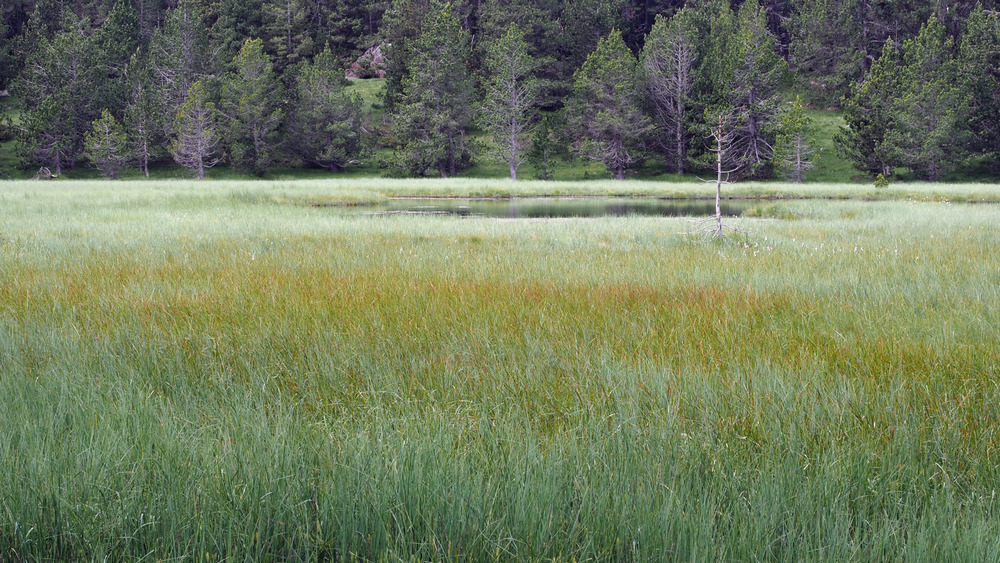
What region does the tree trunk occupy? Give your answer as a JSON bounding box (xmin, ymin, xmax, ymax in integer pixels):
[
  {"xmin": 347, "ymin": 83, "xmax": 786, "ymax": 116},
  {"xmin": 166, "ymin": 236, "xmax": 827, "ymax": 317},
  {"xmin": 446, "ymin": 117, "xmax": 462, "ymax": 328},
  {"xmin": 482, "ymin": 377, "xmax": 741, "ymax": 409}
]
[
  {"xmin": 715, "ymin": 121, "xmax": 723, "ymax": 237},
  {"xmin": 674, "ymin": 91, "xmax": 685, "ymax": 175}
]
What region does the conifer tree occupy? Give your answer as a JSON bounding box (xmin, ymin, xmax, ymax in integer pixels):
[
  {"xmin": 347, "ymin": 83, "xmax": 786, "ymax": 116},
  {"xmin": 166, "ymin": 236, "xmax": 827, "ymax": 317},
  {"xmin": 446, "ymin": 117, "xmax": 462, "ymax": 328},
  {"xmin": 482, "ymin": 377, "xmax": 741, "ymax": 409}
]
[
  {"xmin": 14, "ymin": 11, "xmax": 102, "ymax": 173},
  {"xmin": 124, "ymin": 51, "xmax": 162, "ymax": 177},
  {"xmin": 263, "ymin": 0, "xmax": 311, "ymax": 73},
  {"xmin": 527, "ymin": 114, "xmax": 568, "ymax": 181},
  {"xmin": 380, "ymin": 0, "xmax": 433, "ymax": 110},
  {"xmin": 773, "ymin": 96, "xmax": 816, "ymax": 182},
  {"xmin": 959, "ymin": 5, "xmax": 1000, "ymax": 172},
  {"xmin": 171, "ymin": 81, "xmax": 221, "ymax": 179},
  {"xmin": 567, "ymin": 29, "xmax": 653, "ymax": 179},
  {"xmin": 219, "ymin": 37, "xmax": 284, "ymax": 175},
  {"xmin": 885, "ymin": 15, "xmax": 965, "ymax": 181},
  {"xmin": 288, "ymin": 44, "xmax": 365, "ymax": 172},
  {"xmin": 481, "ymin": 24, "xmax": 536, "ymax": 180},
  {"xmin": 149, "ymin": 0, "xmax": 211, "ymax": 139},
  {"xmin": 720, "ymin": 0, "xmax": 787, "ymax": 177},
  {"xmin": 835, "ymin": 40, "xmax": 900, "ymax": 178},
  {"xmin": 642, "ymin": 8, "xmax": 697, "ymax": 174},
  {"xmin": 93, "ymin": 0, "xmax": 140, "ymax": 117},
  {"xmin": 787, "ymin": 0, "xmax": 865, "ymax": 103},
  {"xmin": 0, "ymin": 13, "xmax": 20, "ymax": 92},
  {"xmin": 211, "ymin": 0, "xmax": 266, "ymax": 68},
  {"xmin": 84, "ymin": 109, "xmax": 129, "ymax": 179},
  {"xmin": 391, "ymin": 1, "xmax": 475, "ymax": 177}
]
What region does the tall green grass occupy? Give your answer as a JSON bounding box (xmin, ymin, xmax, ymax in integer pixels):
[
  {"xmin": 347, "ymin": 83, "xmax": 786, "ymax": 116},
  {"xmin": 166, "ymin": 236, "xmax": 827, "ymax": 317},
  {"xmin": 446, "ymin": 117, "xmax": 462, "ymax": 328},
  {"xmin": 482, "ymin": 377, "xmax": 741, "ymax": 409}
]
[{"xmin": 2, "ymin": 181, "xmax": 1000, "ymax": 560}]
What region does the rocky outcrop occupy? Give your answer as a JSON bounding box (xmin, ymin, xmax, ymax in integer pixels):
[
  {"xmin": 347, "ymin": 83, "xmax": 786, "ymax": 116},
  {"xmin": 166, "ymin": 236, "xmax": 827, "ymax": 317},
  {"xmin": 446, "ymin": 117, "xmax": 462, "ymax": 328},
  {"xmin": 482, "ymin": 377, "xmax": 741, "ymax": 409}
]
[{"xmin": 346, "ymin": 44, "xmax": 387, "ymax": 79}]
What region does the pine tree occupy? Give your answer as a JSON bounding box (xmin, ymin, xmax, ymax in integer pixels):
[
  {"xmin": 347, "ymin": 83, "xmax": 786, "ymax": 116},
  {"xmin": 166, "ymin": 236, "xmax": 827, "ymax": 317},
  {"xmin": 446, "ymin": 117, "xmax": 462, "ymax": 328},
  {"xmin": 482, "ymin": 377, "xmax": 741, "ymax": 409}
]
[
  {"xmin": 885, "ymin": 15, "xmax": 965, "ymax": 181},
  {"xmin": 0, "ymin": 12, "xmax": 21, "ymax": 92},
  {"xmin": 171, "ymin": 81, "xmax": 221, "ymax": 179},
  {"xmin": 390, "ymin": 1, "xmax": 475, "ymax": 177},
  {"xmin": 325, "ymin": 0, "xmax": 368, "ymax": 62},
  {"xmin": 123, "ymin": 51, "xmax": 162, "ymax": 177},
  {"xmin": 567, "ymin": 29, "xmax": 653, "ymax": 179},
  {"xmin": 149, "ymin": 0, "xmax": 211, "ymax": 139},
  {"xmin": 211, "ymin": 0, "xmax": 266, "ymax": 68},
  {"xmin": 641, "ymin": 8, "xmax": 697, "ymax": 174},
  {"xmin": 835, "ymin": 40, "xmax": 900, "ymax": 178},
  {"xmin": 263, "ymin": 0, "xmax": 311, "ymax": 73},
  {"xmin": 288, "ymin": 44, "xmax": 365, "ymax": 172},
  {"xmin": 527, "ymin": 113, "xmax": 568, "ymax": 180},
  {"xmin": 773, "ymin": 96, "xmax": 816, "ymax": 182},
  {"xmin": 92, "ymin": 0, "xmax": 140, "ymax": 117},
  {"xmin": 219, "ymin": 37, "xmax": 285, "ymax": 175},
  {"xmin": 481, "ymin": 24, "xmax": 536, "ymax": 180},
  {"xmin": 721, "ymin": 0, "xmax": 787, "ymax": 177},
  {"xmin": 84, "ymin": 109, "xmax": 129, "ymax": 178},
  {"xmin": 787, "ymin": 0, "xmax": 866, "ymax": 103},
  {"xmin": 959, "ymin": 5, "xmax": 1000, "ymax": 172},
  {"xmin": 380, "ymin": 0, "xmax": 433, "ymax": 110},
  {"xmin": 14, "ymin": 11, "xmax": 102, "ymax": 173}
]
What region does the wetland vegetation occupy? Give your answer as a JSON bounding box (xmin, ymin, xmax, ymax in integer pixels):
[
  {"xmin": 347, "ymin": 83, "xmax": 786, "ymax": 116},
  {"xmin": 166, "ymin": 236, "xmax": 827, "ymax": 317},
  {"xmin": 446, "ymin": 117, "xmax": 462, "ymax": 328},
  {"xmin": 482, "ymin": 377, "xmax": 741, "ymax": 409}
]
[{"xmin": 2, "ymin": 179, "xmax": 999, "ymax": 560}]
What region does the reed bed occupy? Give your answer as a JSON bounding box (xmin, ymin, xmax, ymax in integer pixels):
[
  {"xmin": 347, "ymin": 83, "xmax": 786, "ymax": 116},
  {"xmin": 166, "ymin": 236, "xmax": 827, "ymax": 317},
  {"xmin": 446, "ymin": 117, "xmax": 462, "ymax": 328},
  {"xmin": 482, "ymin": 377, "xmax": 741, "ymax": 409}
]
[{"xmin": 1, "ymin": 180, "xmax": 999, "ymax": 560}]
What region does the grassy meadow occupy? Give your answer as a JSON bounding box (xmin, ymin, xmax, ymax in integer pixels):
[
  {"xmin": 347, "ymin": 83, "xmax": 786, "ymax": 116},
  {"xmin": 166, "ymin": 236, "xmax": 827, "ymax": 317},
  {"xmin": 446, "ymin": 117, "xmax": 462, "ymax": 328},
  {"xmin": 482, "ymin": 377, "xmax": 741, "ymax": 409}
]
[{"xmin": 2, "ymin": 179, "xmax": 1000, "ymax": 560}]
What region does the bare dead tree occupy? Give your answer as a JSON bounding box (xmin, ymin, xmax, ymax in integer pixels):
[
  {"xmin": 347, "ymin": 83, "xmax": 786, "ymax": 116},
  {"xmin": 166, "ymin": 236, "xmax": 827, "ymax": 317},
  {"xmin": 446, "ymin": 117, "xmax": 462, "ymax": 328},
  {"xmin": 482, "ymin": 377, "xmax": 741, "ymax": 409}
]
[{"xmin": 692, "ymin": 110, "xmax": 743, "ymax": 238}]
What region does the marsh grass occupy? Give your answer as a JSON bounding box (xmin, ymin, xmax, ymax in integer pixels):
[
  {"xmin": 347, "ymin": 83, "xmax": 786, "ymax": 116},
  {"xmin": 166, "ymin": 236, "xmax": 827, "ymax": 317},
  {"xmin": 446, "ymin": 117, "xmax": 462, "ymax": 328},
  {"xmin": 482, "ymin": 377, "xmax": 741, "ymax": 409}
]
[{"xmin": 2, "ymin": 181, "xmax": 1000, "ymax": 560}]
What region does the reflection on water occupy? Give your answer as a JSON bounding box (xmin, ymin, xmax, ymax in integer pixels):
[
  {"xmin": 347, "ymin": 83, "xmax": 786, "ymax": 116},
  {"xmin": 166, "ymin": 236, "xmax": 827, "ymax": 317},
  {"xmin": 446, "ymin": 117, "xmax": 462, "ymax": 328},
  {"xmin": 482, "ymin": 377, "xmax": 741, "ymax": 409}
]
[{"xmin": 365, "ymin": 198, "xmax": 750, "ymax": 218}]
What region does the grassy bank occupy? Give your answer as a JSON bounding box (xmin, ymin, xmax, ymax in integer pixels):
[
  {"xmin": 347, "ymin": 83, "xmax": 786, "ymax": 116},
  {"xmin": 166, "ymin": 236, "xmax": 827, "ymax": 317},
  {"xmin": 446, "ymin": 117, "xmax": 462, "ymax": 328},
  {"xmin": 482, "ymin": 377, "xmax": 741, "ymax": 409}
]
[
  {"xmin": 2, "ymin": 181, "xmax": 999, "ymax": 560},
  {"xmin": 5, "ymin": 177, "xmax": 1000, "ymax": 204}
]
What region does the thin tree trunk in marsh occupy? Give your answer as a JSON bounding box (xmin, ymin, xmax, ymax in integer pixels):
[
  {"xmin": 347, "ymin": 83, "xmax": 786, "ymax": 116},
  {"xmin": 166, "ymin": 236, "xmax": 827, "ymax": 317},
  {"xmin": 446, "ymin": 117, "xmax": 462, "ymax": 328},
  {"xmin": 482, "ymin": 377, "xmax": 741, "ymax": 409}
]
[{"xmin": 716, "ymin": 120, "xmax": 723, "ymax": 237}]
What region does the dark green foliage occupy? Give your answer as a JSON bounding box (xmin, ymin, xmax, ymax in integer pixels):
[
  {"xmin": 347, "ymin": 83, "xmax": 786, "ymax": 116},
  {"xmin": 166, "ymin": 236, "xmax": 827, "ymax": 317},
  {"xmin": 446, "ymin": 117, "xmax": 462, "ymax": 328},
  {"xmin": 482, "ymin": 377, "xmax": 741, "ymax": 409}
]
[
  {"xmin": 481, "ymin": 24, "xmax": 536, "ymax": 180},
  {"xmin": 219, "ymin": 38, "xmax": 285, "ymax": 175},
  {"xmin": 620, "ymin": 0, "xmax": 685, "ymax": 50},
  {"xmin": 379, "ymin": 0, "xmax": 433, "ymax": 111},
  {"xmin": 702, "ymin": 0, "xmax": 787, "ymax": 178},
  {"xmin": 14, "ymin": 11, "xmax": 103, "ymax": 173},
  {"xmin": 390, "ymin": 1, "xmax": 475, "ymax": 177},
  {"xmin": 288, "ymin": 45, "xmax": 365, "ymax": 172},
  {"xmin": 959, "ymin": 5, "xmax": 1000, "ymax": 172},
  {"xmin": 773, "ymin": 96, "xmax": 816, "ymax": 182},
  {"xmin": 211, "ymin": 0, "xmax": 266, "ymax": 70},
  {"xmin": 170, "ymin": 80, "xmax": 221, "ymax": 179},
  {"xmin": 123, "ymin": 52, "xmax": 162, "ymax": 177},
  {"xmin": 479, "ymin": 0, "xmax": 623, "ymax": 109},
  {"xmin": 149, "ymin": 0, "xmax": 211, "ymax": 139},
  {"xmin": 527, "ymin": 113, "xmax": 568, "ymax": 180},
  {"xmin": 838, "ymin": 15, "xmax": 973, "ymax": 181},
  {"xmin": 835, "ymin": 40, "xmax": 900, "ymax": 178},
  {"xmin": 0, "ymin": 8, "xmax": 24, "ymax": 91},
  {"xmin": 787, "ymin": 0, "xmax": 866, "ymax": 104},
  {"xmin": 567, "ymin": 29, "xmax": 653, "ymax": 180},
  {"xmin": 3, "ymin": 0, "xmax": 1000, "ymax": 181},
  {"xmin": 92, "ymin": 0, "xmax": 140, "ymax": 115},
  {"xmin": 885, "ymin": 15, "xmax": 965, "ymax": 181},
  {"xmin": 84, "ymin": 108, "xmax": 129, "ymax": 178},
  {"xmin": 262, "ymin": 0, "xmax": 312, "ymax": 73},
  {"xmin": 93, "ymin": 0, "xmax": 139, "ymax": 72},
  {"xmin": 261, "ymin": 0, "xmax": 369, "ymax": 74}
]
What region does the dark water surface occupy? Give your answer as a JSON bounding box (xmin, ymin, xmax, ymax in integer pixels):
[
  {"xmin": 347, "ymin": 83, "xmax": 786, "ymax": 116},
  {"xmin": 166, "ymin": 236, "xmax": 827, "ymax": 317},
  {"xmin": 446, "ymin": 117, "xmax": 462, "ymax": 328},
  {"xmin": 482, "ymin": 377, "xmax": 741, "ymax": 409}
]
[{"xmin": 365, "ymin": 198, "xmax": 751, "ymax": 218}]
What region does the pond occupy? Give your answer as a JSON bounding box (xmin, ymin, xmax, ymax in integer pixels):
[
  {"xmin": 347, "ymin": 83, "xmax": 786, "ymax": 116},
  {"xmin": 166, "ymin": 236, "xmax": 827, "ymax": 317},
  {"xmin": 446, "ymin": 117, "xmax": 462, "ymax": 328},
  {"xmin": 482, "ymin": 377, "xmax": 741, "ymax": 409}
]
[{"xmin": 364, "ymin": 198, "xmax": 752, "ymax": 218}]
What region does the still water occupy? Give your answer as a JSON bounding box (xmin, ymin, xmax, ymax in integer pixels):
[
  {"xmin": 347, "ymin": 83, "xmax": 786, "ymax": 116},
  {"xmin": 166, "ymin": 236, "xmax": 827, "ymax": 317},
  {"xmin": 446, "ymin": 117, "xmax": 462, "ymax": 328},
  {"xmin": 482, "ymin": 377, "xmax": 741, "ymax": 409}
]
[{"xmin": 365, "ymin": 198, "xmax": 750, "ymax": 218}]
